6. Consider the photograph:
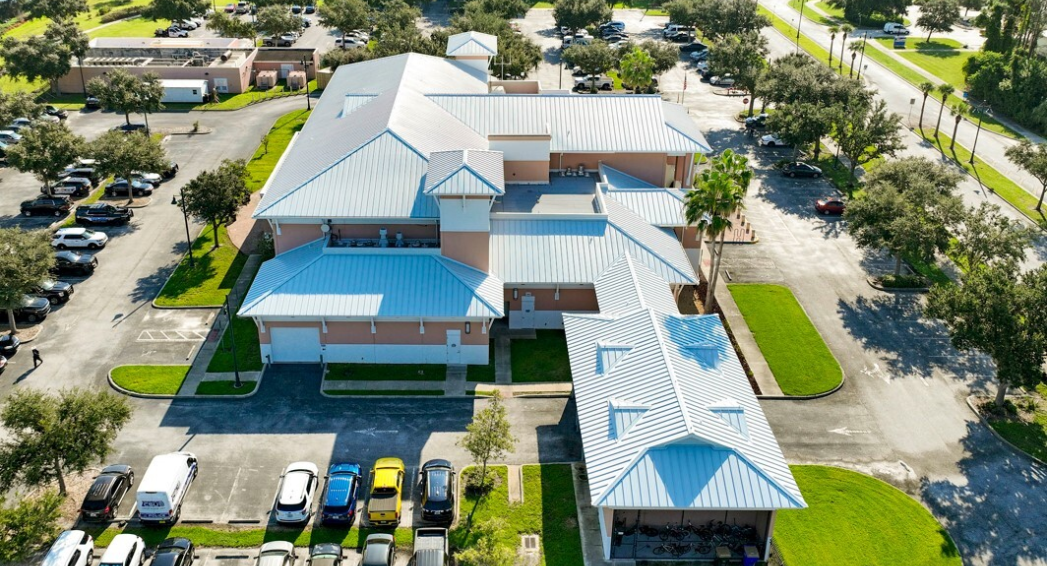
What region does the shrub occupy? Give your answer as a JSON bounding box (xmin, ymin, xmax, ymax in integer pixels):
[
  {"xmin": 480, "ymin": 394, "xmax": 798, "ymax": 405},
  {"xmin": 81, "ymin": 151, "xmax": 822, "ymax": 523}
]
[
  {"xmin": 462, "ymin": 467, "xmax": 502, "ymax": 496},
  {"xmin": 99, "ymin": 6, "xmax": 145, "ymax": 23}
]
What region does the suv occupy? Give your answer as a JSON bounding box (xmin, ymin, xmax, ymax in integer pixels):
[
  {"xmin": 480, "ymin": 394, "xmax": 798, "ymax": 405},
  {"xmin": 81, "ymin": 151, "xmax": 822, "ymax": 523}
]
[
  {"xmin": 76, "ymin": 203, "xmax": 132, "ymax": 226},
  {"xmin": 883, "ymin": 22, "xmax": 910, "ymax": 35},
  {"xmin": 321, "ymin": 463, "xmax": 361, "ymax": 525},
  {"xmin": 419, "ymin": 460, "xmax": 455, "ymax": 524},
  {"xmin": 48, "ymin": 177, "xmax": 92, "ymax": 197},
  {"xmin": 161, "ymin": 161, "xmax": 180, "ymax": 180},
  {"xmin": 41, "ymin": 531, "xmax": 94, "ymax": 566},
  {"xmin": 80, "ymin": 465, "xmax": 134, "ymax": 522},
  {"xmin": 98, "ymin": 535, "xmax": 145, "ymax": 566},
  {"xmin": 32, "ymin": 279, "xmax": 74, "ymax": 305},
  {"xmin": 45, "ymin": 105, "xmax": 68, "ymax": 120},
  {"xmin": 52, "ymin": 227, "xmax": 109, "ymax": 250},
  {"xmin": 151, "ymin": 538, "xmax": 195, "ymax": 566},
  {"xmin": 0, "ymin": 296, "xmax": 50, "ymax": 323},
  {"xmin": 275, "ymin": 462, "xmax": 319, "ymax": 524},
  {"xmin": 361, "ymin": 535, "xmax": 394, "ymax": 566},
  {"xmin": 105, "ymin": 179, "xmax": 153, "ymax": 198},
  {"xmin": 53, "ymin": 250, "xmax": 98, "ymax": 276},
  {"xmin": 21, "ymin": 196, "xmax": 71, "ymax": 217}
]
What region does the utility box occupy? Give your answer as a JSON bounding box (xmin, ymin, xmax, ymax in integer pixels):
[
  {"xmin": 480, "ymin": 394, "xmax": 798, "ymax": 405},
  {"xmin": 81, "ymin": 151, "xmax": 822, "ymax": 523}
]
[
  {"xmin": 286, "ymin": 70, "xmax": 307, "ymax": 90},
  {"xmin": 159, "ymin": 79, "xmax": 209, "ymax": 103},
  {"xmin": 255, "ymin": 70, "xmax": 278, "ymax": 89},
  {"xmin": 894, "ymin": 36, "xmax": 907, "ymax": 48}
]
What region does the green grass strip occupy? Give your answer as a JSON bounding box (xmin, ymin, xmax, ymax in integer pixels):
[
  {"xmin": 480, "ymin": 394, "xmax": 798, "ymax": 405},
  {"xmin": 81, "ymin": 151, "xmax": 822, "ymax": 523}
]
[
  {"xmin": 984, "ymin": 383, "xmax": 1047, "ymax": 462},
  {"xmin": 325, "ymin": 363, "xmax": 446, "ymax": 381},
  {"xmin": 759, "ymin": 6, "xmax": 853, "ymax": 75},
  {"xmin": 207, "ymin": 260, "xmax": 264, "ymax": 373},
  {"xmin": 728, "ymin": 284, "xmax": 842, "ymax": 396},
  {"xmin": 246, "ymin": 109, "xmax": 310, "ymax": 192},
  {"xmin": 775, "ymin": 465, "xmax": 962, "ymax": 565},
  {"xmin": 324, "ymin": 389, "xmax": 444, "ymax": 396},
  {"xmin": 510, "ymin": 330, "xmax": 572, "ymax": 383},
  {"xmin": 88, "ymin": 524, "xmax": 414, "ymax": 549},
  {"xmin": 110, "ymin": 365, "xmax": 189, "ymax": 395},
  {"xmin": 789, "ymin": 0, "xmax": 836, "ymax": 25},
  {"xmin": 195, "ymin": 380, "xmax": 257, "ymax": 395},
  {"xmin": 154, "ymin": 224, "xmax": 249, "ymax": 307}
]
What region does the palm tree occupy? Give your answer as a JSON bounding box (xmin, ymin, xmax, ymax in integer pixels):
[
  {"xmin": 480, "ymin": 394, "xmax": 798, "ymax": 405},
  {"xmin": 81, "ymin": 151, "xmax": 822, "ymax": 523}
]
[
  {"xmin": 839, "ymin": 23, "xmax": 854, "ymax": 73},
  {"xmin": 848, "ymin": 41, "xmax": 862, "ymax": 78},
  {"xmin": 917, "ymin": 81, "xmax": 936, "ymax": 130},
  {"xmin": 950, "ymin": 104, "xmax": 965, "ymax": 150},
  {"xmin": 934, "ymin": 83, "xmax": 955, "ymax": 137},
  {"xmin": 684, "ymin": 149, "xmax": 752, "ymax": 312},
  {"xmin": 827, "ymin": 25, "xmax": 839, "ymax": 68}
]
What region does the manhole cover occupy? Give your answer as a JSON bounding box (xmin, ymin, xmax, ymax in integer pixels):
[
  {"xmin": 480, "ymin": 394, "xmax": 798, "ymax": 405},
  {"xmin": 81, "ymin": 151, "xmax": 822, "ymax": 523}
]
[{"xmin": 520, "ymin": 535, "xmax": 540, "ymax": 553}]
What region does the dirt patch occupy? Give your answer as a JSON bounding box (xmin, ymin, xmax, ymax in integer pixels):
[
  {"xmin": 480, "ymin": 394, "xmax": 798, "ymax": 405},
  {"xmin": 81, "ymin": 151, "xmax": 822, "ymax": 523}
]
[
  {"xmin": 0, "ymin": 325, "xmax": 44, "ymax": 342},
  {"xmin": 24, "ymin": 468, "xmax": 100, "ymax": 528}
]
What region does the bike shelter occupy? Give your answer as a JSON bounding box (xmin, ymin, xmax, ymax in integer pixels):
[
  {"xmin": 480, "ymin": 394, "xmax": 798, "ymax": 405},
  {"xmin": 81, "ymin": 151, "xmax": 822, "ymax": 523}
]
[{"xmin": 610, "ymin": 509, "xmax": 771, "ymax": 561}]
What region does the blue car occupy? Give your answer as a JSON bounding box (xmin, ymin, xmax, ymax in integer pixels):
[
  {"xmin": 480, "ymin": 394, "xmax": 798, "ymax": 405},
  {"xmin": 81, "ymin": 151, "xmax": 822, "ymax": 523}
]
[{"xmin": 321, "ymin": 463, "xmax": 361, "ymax": 525}]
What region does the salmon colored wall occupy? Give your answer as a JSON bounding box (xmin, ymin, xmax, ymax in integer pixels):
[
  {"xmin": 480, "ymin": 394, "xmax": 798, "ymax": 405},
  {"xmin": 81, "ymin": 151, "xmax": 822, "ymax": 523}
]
[
  {"xmin": 504, "ymin": 161, "xmax": 549, "ymax": 183},
  {"xmin": 330, "ymin": 224, "xmax": 439, "ymax": 240},
  {"xmin": 441, "ymin": 232, "xmax": 490, "ymax": 272},
  {"xmin": 257, "ymin": 320, "xmax": 319, "ymax": 344},
  {"xmin": 261, "ymin": 320, "xmax": 488, "ymax": 346},
  {"xmin": 503, "ymin": 287, "xmax": 599, "ymax": 311},
  {"xmin": 673, "ymin": 226, "xmax": 702, "ymax": 249},
  {"xmin": 557, "ymin": 153, "xmax": 668, "ymax": 187},
  {"xmin": 274, "ymin": 224, "xmax": 322, "ymax": 254}
]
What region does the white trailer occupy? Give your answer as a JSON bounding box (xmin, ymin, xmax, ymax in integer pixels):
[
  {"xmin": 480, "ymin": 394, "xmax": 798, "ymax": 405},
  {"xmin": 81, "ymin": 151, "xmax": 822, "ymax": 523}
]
[{"xmin": 160, "ymin": 79, "xmax": 209, "ymax": 103}]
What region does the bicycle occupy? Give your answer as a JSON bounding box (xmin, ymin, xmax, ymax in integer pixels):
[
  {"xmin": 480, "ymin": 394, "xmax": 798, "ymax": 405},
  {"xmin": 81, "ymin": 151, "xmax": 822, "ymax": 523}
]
[
  {"xmin": 652, "ymin": 541, "xmax": 691, "ymax": 557},
  {"xmin": 660, "ymin": 522, "xmax": 690, "ymax": 541}
]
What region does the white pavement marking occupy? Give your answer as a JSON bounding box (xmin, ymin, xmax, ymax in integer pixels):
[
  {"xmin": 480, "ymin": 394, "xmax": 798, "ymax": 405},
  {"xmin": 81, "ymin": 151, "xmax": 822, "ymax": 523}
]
[
  {"xmin": 828, "ymin": 427, "xmax": 872, "ymax": 436},
  {"xmin": 137, "ymin": 329, "xmax": 209, "ymax": 342},
  {"xmin": 862, "ymin": 363, "xmax": 891, "ymax": 384},
  {"xmin": 351, "ymin": 427, "xmax": 400, "ymax": 437}
]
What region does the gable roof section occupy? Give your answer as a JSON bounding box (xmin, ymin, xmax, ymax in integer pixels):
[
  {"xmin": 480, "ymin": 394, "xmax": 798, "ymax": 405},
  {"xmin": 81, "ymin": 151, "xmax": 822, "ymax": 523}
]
[
  {"xmin": 446, "ymin": 31, "xmax": 498, "ymax": 56},
  {"xmin": 425, "ymin": 149, "xmax": 506, "ymax": 196},
  {"xmin": 239, "ymin": 239, "xmax": 504, "ymax": 319},
  {"xmin": 563, "ymin": 263, "xmax": 805, "ymax": 511},
  {"xmin": 595, "ymin": 254, "xmax": 680, "ymax": 316},
  {"xmin": 600, "ymin": 164, "xmax": 688, "ymax": 227},
  {"xmin": 428, "ymin": 94, "xmax": 709, "ymax": 154}
]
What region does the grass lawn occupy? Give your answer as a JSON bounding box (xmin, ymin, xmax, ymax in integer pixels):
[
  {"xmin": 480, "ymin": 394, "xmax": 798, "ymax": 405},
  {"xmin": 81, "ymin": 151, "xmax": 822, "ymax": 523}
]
[
  {"xmin": 875, "ymin": 37, "xmax": 965, "ymax": 50},
  {"xmin": 154, "ymin": 224, "xmax": 249, "ymax": 307},
  {"xmin": 451, "ymin": 465, "xmax": 582, "ymax": 566},
  {"xmin": 789, "ymin": 0, "xmax": 836, "ymax": 25},
  {"xmin": 184, "ymin": 82, "xmax": 304, "ymax": 112},
  {"xmin": 609, "ymin": 0, "xmax": 668, "ymax": 14},
  {"xmin": 918, "ymin": 129, "xmax": 1047, "ymax": 228},
  {"xmin": 88, "ymin": 16, "xmax": 169, "ymax": 38},
  {"xmin": 760, "ymin": 7, "xmax": 853, "ymax": 76},
  {"xmin": 728, "ymin": 284, "xmax": 842, "ymax": 396},
  {"xmin": 467, "ymin": 342, "xmax": 497, "ymax": 382},
  {"xmin": 86, "ymin": 524, "xmax": 413, "ymax": 550},
  {"xmin": 982, "ymin": 383, "xmax": 1047, "ymax": 462},
  {"xmin": 110, "ymin": 365, "xmax": 189, "ymax": 395},
  {"xmin": 896, "ymin": 51, "xmax": 974, "ymax": 90},
  {"xmin": 207, "ymin": 261, "xmax": 263, "ymax": 373},
  {"xmin": 775, "ymin": 465, "xmax": 961, "ymax": 565},
  {"xmin": 246, "ymin": 109, "xmax": 310, "ymax": 192},
  {"xmin": 325, "ymin": 363, "xmax": 446, "ymax": 381},
  {"xmin": 510, "ymin": 330, "xmax": 572, "ymax": 383},
  {"xmin": 195, "ymin": 380, "xmax": 257, "ymax": 395},
  {"xmin": 809, "ymin": 0, "xmax": 911, "ymax": 26},
  {"xmin": 3, "ymin": 0, "xmax": 155, "ymax": 39},
  {"xmin": 324, "ymin": 389, "xmax": 445, "ymax": 396}
]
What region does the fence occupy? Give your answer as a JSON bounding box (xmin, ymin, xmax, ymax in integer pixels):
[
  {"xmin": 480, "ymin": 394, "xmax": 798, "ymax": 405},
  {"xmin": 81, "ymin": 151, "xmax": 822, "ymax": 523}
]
[{"xmin": 766, "ymin": 538, "xmax": 787, "ymax": 566}]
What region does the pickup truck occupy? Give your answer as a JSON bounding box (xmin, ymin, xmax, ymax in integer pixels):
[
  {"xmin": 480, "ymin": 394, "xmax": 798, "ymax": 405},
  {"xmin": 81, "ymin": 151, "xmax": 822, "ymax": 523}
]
[
  {"xmin": 574, "ymin": 75, "xmax": 613, "ymax": 90},
  {"xmin": 367, "ymin": 458, "xmax": 404, "ymax": 527},
  {"xmin": 412, "ymin": 528, "xmax": 448, "ymax": 566}
]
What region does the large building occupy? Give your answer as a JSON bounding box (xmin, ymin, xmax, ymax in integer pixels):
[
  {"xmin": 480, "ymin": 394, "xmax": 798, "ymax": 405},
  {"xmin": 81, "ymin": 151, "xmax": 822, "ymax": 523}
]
[{"xmin": 240, "ymin": 32, "xmax": 710, "ymax": 365}]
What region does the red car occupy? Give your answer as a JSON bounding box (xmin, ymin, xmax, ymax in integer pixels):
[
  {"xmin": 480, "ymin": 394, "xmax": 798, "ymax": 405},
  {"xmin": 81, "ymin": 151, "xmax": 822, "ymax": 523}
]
[
  {"xmin": 815, "ymin": 197, "xmax": 845, "ymax": 215},
  {"xmin": 224, "ymin": 3, "xmax": 236, "ymax": 12}
]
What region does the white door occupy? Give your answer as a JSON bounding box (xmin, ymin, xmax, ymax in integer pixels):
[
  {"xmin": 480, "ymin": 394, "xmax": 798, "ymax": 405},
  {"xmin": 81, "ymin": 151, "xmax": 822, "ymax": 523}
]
[
  {"xmin": 280, "ymin": 64, "xmax": 294, "ymax": 79},
  {"xmin": 446, "ymin": 330, "xmax": 462, "ymax": 364},
  {"xmin": 520, "ymin": 294, "xmax": 535, "ymax": 328},
  {"xmin": 270, "ymin": 327, "xmax": 321, "ymax": 363}
]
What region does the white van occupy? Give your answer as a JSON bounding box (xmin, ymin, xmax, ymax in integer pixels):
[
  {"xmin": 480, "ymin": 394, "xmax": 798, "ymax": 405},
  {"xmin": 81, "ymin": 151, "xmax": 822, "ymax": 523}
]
[
  {"xmin": 41, "ymin": 530, "xmax": 94, "ymax": 566},
  {"xmin": 136, "ymin": 452, "xmax": 198, "ymax": 525},
  {"xmin": 883, "ymin": 22, "xmax": 910, "ymax": 35}
]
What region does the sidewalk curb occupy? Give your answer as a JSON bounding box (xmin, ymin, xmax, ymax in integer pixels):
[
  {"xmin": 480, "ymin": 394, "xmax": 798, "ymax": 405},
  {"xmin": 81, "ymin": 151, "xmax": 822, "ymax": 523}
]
[
  {"xmin": 108, "ymin": 364, "xmax": 263, "ymax": 399},
  {"xmin": 964, "ymin": 395, "xmax": 1047, "ymax": 469},
  {"xmin": 757, "ymin": 372, "xmax": 846, "ymax": 401}
]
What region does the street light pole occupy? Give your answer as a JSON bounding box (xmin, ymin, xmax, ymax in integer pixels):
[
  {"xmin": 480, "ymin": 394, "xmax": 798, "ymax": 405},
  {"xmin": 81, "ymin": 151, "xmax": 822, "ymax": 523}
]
[
  {"xmin": 856, "ymin": 34, "xmax": 868, "ymax": 80},
  {"xmin": 302, "ymin": 57, "xmax": 311, "ymax": 111},
  {"xmin": 173, "ymin": 188, "xmax": 195, "ymax": 268},
  {"xmin": 225, "ymin": 293, "xmax": 242, "ymax": 388},
  {"xmin": 969, "ymin": 103, "xmax": 988, "ymax": 164},
  {"xmin": 795, "ymin": 1, "xmax": 805, "ymax": 53}
]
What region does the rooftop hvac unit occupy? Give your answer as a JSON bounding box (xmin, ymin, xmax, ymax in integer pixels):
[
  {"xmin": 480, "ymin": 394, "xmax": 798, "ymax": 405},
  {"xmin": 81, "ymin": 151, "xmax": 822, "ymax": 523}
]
[{"xmin": 220, "ymin": 50, "xmax": 231, "ymax": 62}]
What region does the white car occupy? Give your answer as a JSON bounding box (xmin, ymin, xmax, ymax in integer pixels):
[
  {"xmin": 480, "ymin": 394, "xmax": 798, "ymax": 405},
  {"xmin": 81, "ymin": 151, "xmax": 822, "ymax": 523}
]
[
  {"xmin": 98, "ymin": 535, "xmax": 145, "ymax": 566},
  {"xmin": 52, "ymin": 227, "xmax": 108, "ymax": 250},
  {"xmin": 131, "ymin": 171, "xmax": 162, "ymax": 186},
  {"xmin": 335, "ymin": 36, "xmax": 366, "ymax": 48},
  {"xmin": 883, "ymin": 22, "xmax": 910, "ymax": 35},
  {"xmin": 41, "ymin": 531, "xmax": 94, "ymax": 566},
  {"xmin": 274, "ymin": 461, "xmax": 319, "ymax": 524},
  {"xmin": 175, "ymin": 19, "xmax": 198, "ymax": 29},
  {"xmin": 759, "ymin": 133, "xmax": 788, "ymax": 147},
  {"xmin": 0, "ymin": 130, "xmax": 22, "ymax": 144}
]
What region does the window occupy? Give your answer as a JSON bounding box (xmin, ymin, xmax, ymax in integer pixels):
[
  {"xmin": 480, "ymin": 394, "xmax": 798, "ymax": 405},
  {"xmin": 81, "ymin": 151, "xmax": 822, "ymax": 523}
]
[
  {"xmin": 192, "ymin": 90, "xmax": 198, "ymax": 95},
  {"xmin": 214, "ymin": 78, "xmax": 229, "ymax": 93},
  {"xmin": 68, "ymin": 551, "xmax": 81, "ymax": 566}
]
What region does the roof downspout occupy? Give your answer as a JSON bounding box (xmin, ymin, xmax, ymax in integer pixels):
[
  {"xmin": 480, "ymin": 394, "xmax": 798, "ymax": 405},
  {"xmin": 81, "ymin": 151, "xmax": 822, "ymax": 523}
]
[
  {"xmin": 370, "ymin": 318, "xmax": 376, "ymax": 334},
  {"xmin": 419, "ymin": 317, "xmax": 425, "ymax": 334}
]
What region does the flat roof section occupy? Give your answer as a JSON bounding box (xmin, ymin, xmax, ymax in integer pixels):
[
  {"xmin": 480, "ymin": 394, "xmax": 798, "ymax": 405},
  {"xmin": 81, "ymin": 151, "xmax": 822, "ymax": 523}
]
[{"xmin": 493, "ymin": 174, "xmax": 598, "ymax": 214}]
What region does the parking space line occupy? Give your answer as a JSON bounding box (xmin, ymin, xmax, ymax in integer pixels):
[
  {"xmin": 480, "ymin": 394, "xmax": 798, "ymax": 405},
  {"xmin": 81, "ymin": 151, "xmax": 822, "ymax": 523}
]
[{"xmin": 137, "ymin": 329, "xmax": 209, "ymax": 342}]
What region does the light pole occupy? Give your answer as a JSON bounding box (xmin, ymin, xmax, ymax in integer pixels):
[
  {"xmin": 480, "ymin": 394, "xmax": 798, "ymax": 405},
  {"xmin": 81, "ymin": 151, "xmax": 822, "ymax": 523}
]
[
  {"xmin": 795, "ymin": 0, "xmax": 805, "ymax": 52},
  {"xmin": 171, "ymin": 188, "xmax": 195, "ymax": 268},
  {"xmin": 969, "ymin": 102, "xmax": 990, "ymax": 164},
  {"xmin": 856, "ymin": 34, "xmax": 868, "ymax": 80},
  {"xmin": 301, "ymin": 57, "xmax": 312, "ymax": 111},
  {"xmin": 225, "ymin": 293, "xmax": 242, "ymax": 388}
]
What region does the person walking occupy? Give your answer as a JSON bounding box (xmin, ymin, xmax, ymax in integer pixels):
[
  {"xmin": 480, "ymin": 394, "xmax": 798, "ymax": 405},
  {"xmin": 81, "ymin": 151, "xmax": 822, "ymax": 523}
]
[{"xmin": 32, "ymin": 348, "xmax": 41, "ymax": 368}]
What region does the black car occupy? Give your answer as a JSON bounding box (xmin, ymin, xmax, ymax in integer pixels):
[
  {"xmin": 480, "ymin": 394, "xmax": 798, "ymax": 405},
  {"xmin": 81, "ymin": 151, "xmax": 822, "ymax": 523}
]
[
  {"xmin": 32, "ymin": 279, "xmax": 73, "ymax": 305},
  {"xmin": 781, "ymin": 161, "xmax": 823, "ymax": 178},
  {"xmin": 85, "ymin": 96, "xmax": 102, "ymax": 109},
  {"xmin": 21, "ymin": 196, "xmax": 71, "ymax": 217},
  {"xmin": 291, "ymin": 4, "xmax": 302, "ymax": 12},
  {"xmin": 680, "ymin": 41, "xmax": 708, "ymax": 53},
  {"xmin": 419, "ymin": 459, "xmax": 456, "ymax": 524},
  {"xmin": 304, "ymin": 4, "xmax": 316, "ymax": 13},
  {"xmin": 45, "ymin": 105, "xmax": 68, "ymax": 120},
  {"xmin": 152, "ymin": 538, "xmax": 195, "ymax": 566},
  {"xmin": 76, "ymin": 203, "xmax": 133, "ymax": 226},
  {"xmin": 162, "ymin": 161, "xmax": 180, "ymax": 180},
  {"xmin": 0, "ymin": 296, "xmax": 51, "ymax": 324},
  {"xmin": 744, "ymin": 113, "xmax": 768, "ymax": 130},
  {"xmin": 61, "ymin": 166, "xmax": 101, "ymax": 186},
  {"xmin": 105, "ymin": 179, "xmax": 153, "ymax": 198},
  {"xmin": 53, "ymin": 250, "xmax": 98, "ymax": 276},
  {"xmin": 666, "ymin": 31, "xmax": 693, "ymax": 42},
  {"xmin": 80, "ymin": 464, "xmax": 134, "ymax": 522},
  {"xmin": 0, "ymin": 334, "xmax": 19, "ymax": 357}
]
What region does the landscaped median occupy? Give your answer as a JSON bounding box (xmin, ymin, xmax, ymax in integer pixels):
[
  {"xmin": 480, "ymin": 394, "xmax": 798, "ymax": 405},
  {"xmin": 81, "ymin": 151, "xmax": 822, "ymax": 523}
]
[
  {"xmin": 774, "ymin": 465, "xmax": 961, "ymax": 565},
  {"xmin": 973, "ymin": 384, "xmax": 1047, "ymax": 463},
  {"xmin": 109, "ymin": 365, "xmax": 190, "ymax": 396},
  {"xmin": 728, "ymin": 284, "xmax": 843, "ymax": 396}
]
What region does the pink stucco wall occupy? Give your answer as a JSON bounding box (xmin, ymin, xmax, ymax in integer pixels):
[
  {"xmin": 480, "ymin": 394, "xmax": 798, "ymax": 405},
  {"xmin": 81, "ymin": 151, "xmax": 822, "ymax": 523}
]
[
  {"xmin": 503, "ymin": 287, "xmax": 599, "ymax": 311},
  {"xmin": 261, "ymin": 320, "xmax": 489, "ymax": 346}
]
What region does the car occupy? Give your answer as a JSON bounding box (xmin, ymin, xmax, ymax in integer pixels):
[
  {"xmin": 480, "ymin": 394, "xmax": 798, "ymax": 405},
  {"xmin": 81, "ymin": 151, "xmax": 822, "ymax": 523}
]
[
  {"xmin": 291, "ymin": 4, "xmax": 302, "ymax": 13},
  {"xmin": 574, "ymin": 75, "xmax": 613, "ymax": 90},
  {"xmin": 257, "ymin": 542, "xmax": 296, "ymax": 566},
  {"xmin": 52, "ymin": 227, "xmax": 109, "ymax": 250},
  {"xmin": 105, "ymin": 179, "xmax": 154, "ymax": 198},
  {"xmin": 41, "ymin": 531, "xmax": 94, "ymax": 566},
  {"xmin": 346, "ymin": 29, "xmax": 370, "ymax": 40},
  {"xmin": 46, "ymin": 177, "xmax": 92, "ymax": 197},
  {"xmin": 360, "ymin": 534, "xmax": 394, "ymax": 566},
  {"xmin": 161, "ymin": 160, "xmax": 180, "ymax": 180},
  {"xmin": 308, "ymin": 544, "xmax": 341, "ymax": 566},
  {"xmin": 131, "ymin": 171, "xmax": 163, "ymax": 186},
  {"xmin": 37, "ymin": 113, "xmax": 61, "ymax": 123},
  {"xmin": 53, "ymin": 250, "xmax": 98, "ymax": 276},
  {"xmin": 85, "ymin": 96, "xmax": 102, "ymax": 109},
  {"xmin": 99, "ymin": 535, "xmax": 145, "ymax": 566},
  {"xmin": 8, "ymin": 117, "xmax": 34, "ymax": 132},
  {"xmin": 334, "ymin": 36, "xmax": 366, "ymax": 48},
  {"xmin": 759, "ymin": 133, "xmax": 787, "ymax": 147},
  {"xmin": 151, "ymin": 538, "xmax": 195, "ymax": 566},
  {"xmin": 275, "ymin": 461, "xmax": 319, "ymax": 524},
  {"xmin": 321, "ymin": 463, "xmax": 361, "ymax": 525},
  {"xmin": 599, "ymin": 20, "xmax": 625, "ymax": 31},
  {"xmin": 112, "ymin": 123, "xmax": 147, "ymax": 134},
  {"xmin": 883, "ymin": 22, "xmax": 910, "ymax": 35},
  {"xmin": 80, "ymin": 465, "xmax": 134, "ymax": 522},
  {"xmin": 175, "ymin": 19, "xmax": 198, "ymax": 29},
  {"xmin": 419, "ymin": 459, "xmax": 455, "ymax": 524},
  {"xmin": 21, "ymin": 196, "xmax": 72, "ymax": 217},
  {"xmin": 0, "ymin": 334, "xmax": 20, "ymax": 356},
  {"xmin": 32, "ymin": 279, "xmax": 74, "ymax": 305},
  {"xmin": 689, "ymin": 49, "xmax": 710, "ymax": 62},
  {"xmin": 224, "ymin": 3, "xmax": 236, "ymax": 12},
  {"xmin": 744, "ymin": 112, "xmax": 768, "ymax": 129},
  {"xmin": 710, "ymin": 74, "xmax": 736, "ymax": 87},
  {"xmin": 781, "ymin": 161, "xmax": 823, "ymax": 178},
  {"xmin": 264, "ymin": 35, "xmax": 295, "ymax": 47},
  {"xmin": 680, "ymin": 41, "xmax": 708, "ymax": 53},
  {"xmin": 76, "ymin": 203, "xmax": 133, "ymax": 226},
  {"xmin": 61, "ymin": 165, "xmax": 101, "ymax": 185},
  {"xmin": 0, "ymin": 296, "xmax": 51, "ymax": 324},
  {"xmin": 0, "ymin": 130, "xmax": 22, "ymax": 144},
  {"xmin": 45, "ymin": 105, "xmax": 68, "ymax": 120},
  {"xmin": 297, "ymin": 16, "xmax": 311, "ymax": 28},
  {"xmin": 166, "ymin": 26, "xmax": 189, "ymax": 37},
  {"xmin": 236, "ymin": 1, "xmax": 250, "ymax": 13},
  {"xmin": 367, "ymin": 458, "xmax": 405, "ymax": 527},
  {"xmin": 602, "ymin": 33, "xmax": 629, "ymax": 42},
  {"xmin": 815, "ymin": 197, "xmax": 846, "ymax": 215},
  {"xmin": 304, "ymin": 4, "xmax": 316, "ymax": 13}
]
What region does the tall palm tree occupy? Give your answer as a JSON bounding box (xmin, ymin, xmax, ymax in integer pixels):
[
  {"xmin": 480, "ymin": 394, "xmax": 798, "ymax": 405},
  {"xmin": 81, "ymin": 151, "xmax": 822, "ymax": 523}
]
[
  {"xmin": 934, "ymin": 84, "xmax": 955, "ymax": 136},
  {"xmin": 950, "ymin": 104, "xmax": 965, "ymax": 150},
  {"xmin": 848, "ymin": 41, "xmax": 862, "ymax": 78},
  {"xmin": 839, "ymin": 23, "xmax": 854, "ymax": 73},
  {"xmin": 917, "ymin": 81, "xmax": 936, "ymax": 130},
  {"xmin": 827, "ymin": 25, "xmax": 839, "ymax": 68},
  {"xmin": 684, "ymin": 149, "xmax": 752, "ymax": 312}
]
